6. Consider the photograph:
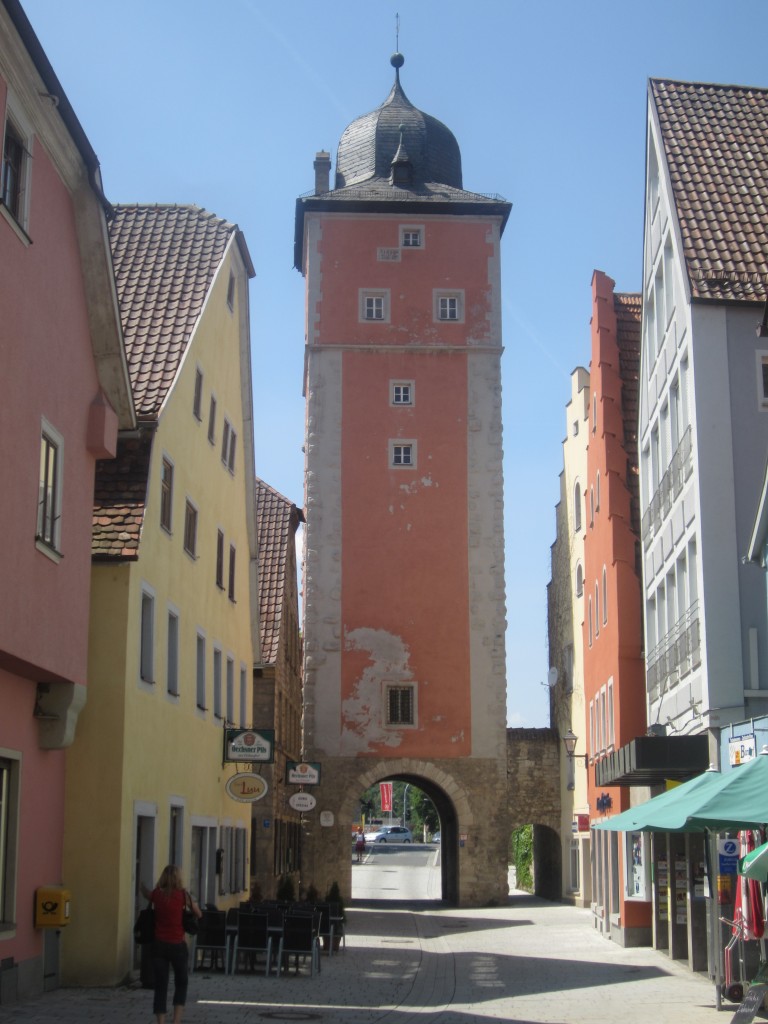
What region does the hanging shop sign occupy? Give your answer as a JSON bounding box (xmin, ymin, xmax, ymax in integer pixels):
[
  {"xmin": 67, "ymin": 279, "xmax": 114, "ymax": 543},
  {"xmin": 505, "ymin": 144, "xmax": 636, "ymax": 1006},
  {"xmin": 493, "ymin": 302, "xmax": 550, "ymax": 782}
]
[
  {"xmin": 225, "ymin": 773, "xmax": 268, "ymax": 803},
  {"xmin": 224, "ymin": 729, "xmax": 274, "ymax": 763},
  {"xmin": 288, "ymin": 792, "xmax": 317, "ymax": 812},
  {"xmin": 286, "ymin": 761, "xmax": 321, "ymax": 785}
]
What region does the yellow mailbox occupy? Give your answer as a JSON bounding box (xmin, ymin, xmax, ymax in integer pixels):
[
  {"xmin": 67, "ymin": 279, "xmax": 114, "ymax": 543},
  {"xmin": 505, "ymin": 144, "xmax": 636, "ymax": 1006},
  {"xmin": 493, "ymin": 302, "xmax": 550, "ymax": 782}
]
[{"xmin": 35, "ymin": 886, "xmax": 71, "ymax": 928}]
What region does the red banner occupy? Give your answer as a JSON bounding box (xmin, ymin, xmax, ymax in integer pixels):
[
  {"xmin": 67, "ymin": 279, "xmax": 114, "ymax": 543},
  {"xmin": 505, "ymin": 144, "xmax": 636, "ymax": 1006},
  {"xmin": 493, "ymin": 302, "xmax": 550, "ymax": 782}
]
[{"xmin": 380, "ymin": 782, "xmax": 393, "ymax": 813}]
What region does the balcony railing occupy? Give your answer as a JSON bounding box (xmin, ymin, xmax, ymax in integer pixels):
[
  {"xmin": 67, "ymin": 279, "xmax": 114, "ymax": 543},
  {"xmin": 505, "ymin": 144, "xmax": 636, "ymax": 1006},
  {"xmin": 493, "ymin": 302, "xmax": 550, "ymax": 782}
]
[
  {"xmin": 646, "ymin": 599, "xmax": 701, "ymax": 700},
  {"xmin": 641, "ymin": 426, "xmax": 693, "ymax": 545}
]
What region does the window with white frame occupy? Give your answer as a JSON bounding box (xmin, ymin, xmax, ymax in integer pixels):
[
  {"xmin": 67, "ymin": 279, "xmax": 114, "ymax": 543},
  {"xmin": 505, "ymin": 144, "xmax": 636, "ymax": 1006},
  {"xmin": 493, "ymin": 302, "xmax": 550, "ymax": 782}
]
[
  {"xmin": 573, "ymin": 482, "xmax": 582, "ymax": 532},
  {"xmin": 391, "ymin": 381, "xmax": 414, "ymax": 406},
  {"xmin": 160, "ymin": 457, "xmax": 174, "ymax": 532},
  {"xmin": 588, "ymin": 597, "xmax": 593, "ymax": 647},
  {"xmin": 596, "ymin": 471, "xmax": 601, "ymax": 511},
  {"xmin": 390, "ymin": 441, "xmax": 415, "ymax": 467},
  {"xmin": 360, "ymin": 289, "xmax": 389, "ymax": 322},
  {"xmin": 434, "ymin": 289, "xmax": 463, "ymax": 322},
  {"xmin": 385, "ymin": 684, "xmax": 415, "ymax": 726},
  {"xmin": 37, "ymin": 422, "xmax": 63, "ymax": 553},
  {"xmin": 589, "ymin": 700, "xmax": 595, "ymax": 757},
  {"xmin": 167, "ymin": 609, "xmax": 179, "ymax": 696},
  {"xmin": 0, "ymin": 755, "xmax": 20, "ymax": 927},
  {"xmin": 607, "ymin": 679, "xmax": 615, "ymax": 747},
  {"xmin": 589, "ymin": 487, "xmax": 594, "ymax": 526},
  {"xmin": 239, "ymin": 665, "xmax": 247, "ymax": 727},
  {"xmin": 226, "ymin": 656, "xmax": 235, "ymax": 724},
  {"xmin": 213, "ymin": 648, "xmax": 222, "ymax": 719},
  {"xmin": 196, "ymin": 633, "xmax": 206, "ymax": 710},
  {"xmin": 184, "ymin": 500, "xmax": 198, "ymax": 557},
  {"xmin": 592, "ymin": 393, "xmax": 597, "ymax": 433},
  {"xmin": 400, "ymin": 225, "xmax": 423, "ymax": 248},
  {"xmin": 594, "ymin": 581, "xmax": 600, "ymax": 636},
  {"xmin": 602, "ymin": 567, "xmax": 608, "ymax": 626},
  {"xmin": 2, "ymin": 99, "xmax": 32, "ymax": 231},
  {"xmin": 140, "ymin": 588, "xmax": 155, "ymax": 683},
  {"xmin": 575, "ymin": 562, "xmax": 583, "ymax": 597}
]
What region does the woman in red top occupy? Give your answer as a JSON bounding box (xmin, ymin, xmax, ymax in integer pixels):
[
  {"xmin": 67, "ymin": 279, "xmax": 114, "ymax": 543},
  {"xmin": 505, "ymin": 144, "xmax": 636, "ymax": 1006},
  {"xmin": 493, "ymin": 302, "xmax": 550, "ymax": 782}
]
[{"xmin": 141, "ymin": 865, "xmax": 201, "ymax": 1024}]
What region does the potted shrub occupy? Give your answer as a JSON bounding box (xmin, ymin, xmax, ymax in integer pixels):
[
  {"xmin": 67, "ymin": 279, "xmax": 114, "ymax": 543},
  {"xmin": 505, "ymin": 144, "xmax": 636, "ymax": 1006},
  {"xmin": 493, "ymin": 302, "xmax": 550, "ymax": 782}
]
[
  {"xmin": 276, "ymin": 874, "xmax": 296, "ymax": 903},
  {"xmin": 323, "ymin": 881, "xmax": 346, "ymax": 951}
]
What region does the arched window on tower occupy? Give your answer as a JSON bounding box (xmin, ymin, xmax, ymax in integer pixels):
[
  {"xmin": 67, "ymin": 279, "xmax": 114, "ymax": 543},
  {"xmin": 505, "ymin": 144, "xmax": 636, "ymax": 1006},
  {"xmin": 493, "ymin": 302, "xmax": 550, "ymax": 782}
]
[{"xmin": 574, "ymin": 482, "xmax": 582, "ymax": 532}]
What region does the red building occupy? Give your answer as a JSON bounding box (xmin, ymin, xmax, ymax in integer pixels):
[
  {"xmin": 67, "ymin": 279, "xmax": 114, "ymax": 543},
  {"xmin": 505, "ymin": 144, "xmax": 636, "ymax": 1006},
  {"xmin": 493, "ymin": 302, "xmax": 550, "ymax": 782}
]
[
  {"xmin": 0, "ymin": 1, "xmax": 133, "ymax": 1002},
  {"xmin": 582, "ymin": 272, "xmax": 648, "ymax": 945}
]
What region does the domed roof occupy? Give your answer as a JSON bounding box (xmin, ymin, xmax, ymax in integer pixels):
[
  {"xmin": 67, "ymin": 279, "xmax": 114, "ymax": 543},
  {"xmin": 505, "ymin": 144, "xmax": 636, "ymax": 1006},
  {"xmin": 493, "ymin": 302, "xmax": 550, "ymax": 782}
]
[{"xmin": 335, "ymin": 54, "xmax": 463, "ymax": 191}]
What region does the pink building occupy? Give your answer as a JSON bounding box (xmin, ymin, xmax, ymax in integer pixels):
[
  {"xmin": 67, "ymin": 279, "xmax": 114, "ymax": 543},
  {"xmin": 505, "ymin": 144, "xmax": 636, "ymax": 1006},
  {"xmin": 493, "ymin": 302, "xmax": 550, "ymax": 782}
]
[{"xmin": 0, "ymin": 1, "xmax": 133, "ymax": 1003}]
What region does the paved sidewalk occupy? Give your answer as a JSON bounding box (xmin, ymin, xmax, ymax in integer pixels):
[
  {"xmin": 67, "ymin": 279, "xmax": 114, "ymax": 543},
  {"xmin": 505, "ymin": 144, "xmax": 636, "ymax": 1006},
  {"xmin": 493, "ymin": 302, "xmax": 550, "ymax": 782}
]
[{"xmin": 0, "ymin": 892, "xmax": 743, "ymax": 1024}]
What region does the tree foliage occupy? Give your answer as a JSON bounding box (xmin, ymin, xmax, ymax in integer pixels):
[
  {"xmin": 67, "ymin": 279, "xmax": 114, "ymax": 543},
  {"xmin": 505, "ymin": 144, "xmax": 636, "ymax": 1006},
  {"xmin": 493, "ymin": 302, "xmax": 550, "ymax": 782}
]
[
  {"xmin": 357, "ymin": 781, "xmax": 439, "ymax": 839},
  {"xmin": 511, "ymin": 824, "xmax": 533, "ymax": 891}
]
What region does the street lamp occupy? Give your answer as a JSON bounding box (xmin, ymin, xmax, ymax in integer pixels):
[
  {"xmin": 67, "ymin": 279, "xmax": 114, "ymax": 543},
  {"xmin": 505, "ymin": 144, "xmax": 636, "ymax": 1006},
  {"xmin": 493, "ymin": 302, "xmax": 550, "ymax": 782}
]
[{"xmin": 563, "ymin": 730, "xmax": 588, "ymax": 768}]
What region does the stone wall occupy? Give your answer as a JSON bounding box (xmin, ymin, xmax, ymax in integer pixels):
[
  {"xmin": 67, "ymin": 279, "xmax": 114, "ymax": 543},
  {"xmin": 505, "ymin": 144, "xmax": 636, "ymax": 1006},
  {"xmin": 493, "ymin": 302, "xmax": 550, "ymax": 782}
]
[{"xmin": 507, "ymin": 728, "xmax": 561, "ymax": 832}]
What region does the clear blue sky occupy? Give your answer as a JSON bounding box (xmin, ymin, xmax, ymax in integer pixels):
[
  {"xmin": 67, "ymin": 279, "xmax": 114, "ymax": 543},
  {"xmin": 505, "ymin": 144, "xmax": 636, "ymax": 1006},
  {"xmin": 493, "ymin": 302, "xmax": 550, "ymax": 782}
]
[{"xmin": 21, "ymin": 0, "xmax": 768, "ymax": 728}]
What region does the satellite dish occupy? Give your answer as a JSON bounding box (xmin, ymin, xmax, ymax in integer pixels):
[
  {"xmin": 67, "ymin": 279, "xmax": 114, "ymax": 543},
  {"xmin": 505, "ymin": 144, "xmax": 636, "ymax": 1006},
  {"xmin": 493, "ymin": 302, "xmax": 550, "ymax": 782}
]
[{"xmin": 547, "ymin": 667, "xmax": 558, "ymax": 688}]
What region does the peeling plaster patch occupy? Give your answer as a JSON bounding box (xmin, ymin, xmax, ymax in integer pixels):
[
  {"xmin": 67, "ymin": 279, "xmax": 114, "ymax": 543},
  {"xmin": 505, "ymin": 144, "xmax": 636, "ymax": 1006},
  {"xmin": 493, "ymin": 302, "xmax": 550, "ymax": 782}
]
[
  {"xmin": 340, "ymin": 627, "xmax": 415, "ymax": 754},
  {"xmin": 451, "ymin": 730, "xmax": 465, "ymax": 744},
  {"xmin": 420, "ymin": 476, "xmax": 433, "ymax": 487}
]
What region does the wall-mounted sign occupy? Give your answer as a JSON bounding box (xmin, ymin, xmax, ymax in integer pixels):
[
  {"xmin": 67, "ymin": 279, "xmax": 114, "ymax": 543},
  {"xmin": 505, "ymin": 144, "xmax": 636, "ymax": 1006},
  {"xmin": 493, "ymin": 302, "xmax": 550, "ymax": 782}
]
[
  {"xmin": 224, "ymin": 729, "xmax": 274, "ymax": 763},
  {"xmin": 225, "ymin": 773, "xmax": 268, "ymax": 803},
  {"xmin": 729, "ymin": 733, "xmax": 755, "ymax": 766},
  {"xmin": 320, "ymin": 811, "xmax": 334, "ymax": 827},
  {"xmin": 288, "ymin": 792, "xmax": 317, "ymax": 812},
  {"xmin": 286, "ymin": 761, "xmax": 321, "ymax": 785}
]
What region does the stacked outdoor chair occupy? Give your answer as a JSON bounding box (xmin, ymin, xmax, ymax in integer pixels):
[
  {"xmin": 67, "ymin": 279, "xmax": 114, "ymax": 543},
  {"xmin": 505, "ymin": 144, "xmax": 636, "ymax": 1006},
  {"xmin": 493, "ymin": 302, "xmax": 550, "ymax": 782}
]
[
  {"xmin": 191, "ymin": 909, "xmax": 228, "ymax": 972},
  {"xmin": 229, "ymin": 910, "xmax": 272, "ymax": 975},
  {"xmin": 276, "ymin": 909, "xmax": 321, "ymax": 977},
  {"xmin": 316, "ymin": 902, "xmax": 345, "ymax": 955}
]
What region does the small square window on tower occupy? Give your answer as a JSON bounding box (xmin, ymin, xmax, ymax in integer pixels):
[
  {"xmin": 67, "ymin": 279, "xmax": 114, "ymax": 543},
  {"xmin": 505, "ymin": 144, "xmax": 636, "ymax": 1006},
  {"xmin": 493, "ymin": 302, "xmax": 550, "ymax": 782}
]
[
  {"xmin": 385, "ymin": 684, "xmax": 416, "ymax": 727},
  {"xmin": 391, "ymin": 381, "xmax": 414, "ymax": 406},
  {"xmin": 434, "ymin": 289, "xmax": 464, "ymax": 323},
  {"xmin": 400, "ymin": 225, "xmax": 424, "ymax": 249},
  {"xmin": 390, "ymin": 440, "xmax": 416, "ymax": 468},
  {"xmin": 359, "ymin": 289, "xmax": 390, "ymax": 323}
]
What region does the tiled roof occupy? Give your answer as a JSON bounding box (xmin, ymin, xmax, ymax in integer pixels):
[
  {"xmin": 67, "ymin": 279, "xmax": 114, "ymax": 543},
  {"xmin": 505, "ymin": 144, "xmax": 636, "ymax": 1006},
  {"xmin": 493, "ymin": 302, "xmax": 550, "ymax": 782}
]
[
  {"xmin": 651, "ymin": 79, "xmax": 768, "ymax": 302},
  {"xmin": 615, "ymin": 293, "xmax": 642, "ymax": 536},
  {"xmin": 255, "ymin": 478, "xmax": 301, "ymax": 665},
  {"xmin": 109, "ymin": 204, "xmax": 238, "ymax": 416},
  {"xmin": 92, "ymin": 433, "xmax": 151, "ymax": 560}
]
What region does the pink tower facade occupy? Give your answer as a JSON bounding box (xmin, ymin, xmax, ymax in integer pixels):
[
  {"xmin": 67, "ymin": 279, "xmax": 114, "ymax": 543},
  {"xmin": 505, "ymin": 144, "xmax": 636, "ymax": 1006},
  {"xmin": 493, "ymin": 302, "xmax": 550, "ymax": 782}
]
[{"xmin": 295, "ymin": 56, "xmax": 511, "ymax": 904}]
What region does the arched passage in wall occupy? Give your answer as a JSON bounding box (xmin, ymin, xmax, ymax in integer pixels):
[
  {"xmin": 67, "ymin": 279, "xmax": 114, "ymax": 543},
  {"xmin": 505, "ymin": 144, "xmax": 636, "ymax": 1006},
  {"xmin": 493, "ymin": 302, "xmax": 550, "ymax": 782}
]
[{"xmin": 339, "ymin": 763, "xmax": 472, "ymax": 905}]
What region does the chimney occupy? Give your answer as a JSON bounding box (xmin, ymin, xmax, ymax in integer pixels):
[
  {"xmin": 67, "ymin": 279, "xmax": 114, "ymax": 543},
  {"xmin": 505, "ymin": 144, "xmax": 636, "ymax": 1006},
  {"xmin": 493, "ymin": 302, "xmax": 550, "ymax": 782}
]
[{"xmin": 313, "ymin": 151, "xmax": 331, "ymax": 195}]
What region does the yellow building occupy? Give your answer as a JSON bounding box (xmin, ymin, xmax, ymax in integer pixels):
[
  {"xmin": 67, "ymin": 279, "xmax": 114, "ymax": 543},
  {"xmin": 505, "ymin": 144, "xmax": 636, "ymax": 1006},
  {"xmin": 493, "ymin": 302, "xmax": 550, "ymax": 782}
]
[{"xmin": 61, "ymin": 205, "xmax": 260, "ymax": 985}]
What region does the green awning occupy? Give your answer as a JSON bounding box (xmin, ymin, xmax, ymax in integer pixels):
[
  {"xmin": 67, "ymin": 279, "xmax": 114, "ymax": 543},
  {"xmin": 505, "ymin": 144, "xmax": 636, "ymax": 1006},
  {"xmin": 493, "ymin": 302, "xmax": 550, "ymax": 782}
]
[{"xmin": 593, "ymin": 748, "xmax": 768, "ymax": 833}]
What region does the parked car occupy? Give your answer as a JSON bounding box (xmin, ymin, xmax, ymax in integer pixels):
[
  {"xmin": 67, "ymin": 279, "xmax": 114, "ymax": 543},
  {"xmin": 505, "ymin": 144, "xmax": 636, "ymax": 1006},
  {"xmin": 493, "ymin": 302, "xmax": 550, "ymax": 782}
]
[
  {"xmin": 365, "ymin": 825, "xmax": 413, "ymax": 844},
  {"xmin": 431, "ymin": 832, "xmax": 441, "ymax": 844}
]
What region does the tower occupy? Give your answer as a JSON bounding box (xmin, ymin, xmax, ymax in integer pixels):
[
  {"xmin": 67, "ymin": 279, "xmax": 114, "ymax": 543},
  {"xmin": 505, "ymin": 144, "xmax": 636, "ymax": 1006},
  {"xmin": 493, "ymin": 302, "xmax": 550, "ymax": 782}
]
[{"xmin": 294, "ymin": 54, "xmax": 511, "ymax": 904}]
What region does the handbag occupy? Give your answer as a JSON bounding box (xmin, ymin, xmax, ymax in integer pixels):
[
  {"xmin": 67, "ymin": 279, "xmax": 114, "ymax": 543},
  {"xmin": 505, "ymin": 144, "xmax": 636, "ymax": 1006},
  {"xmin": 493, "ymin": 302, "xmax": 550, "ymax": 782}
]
[
  {"xmin": 182, "ymin": 891, "xmax": 198, "ymax": 935},
  {"xmin": 134, "ymin": 902, "xmax": 155, "ymax": 944}
]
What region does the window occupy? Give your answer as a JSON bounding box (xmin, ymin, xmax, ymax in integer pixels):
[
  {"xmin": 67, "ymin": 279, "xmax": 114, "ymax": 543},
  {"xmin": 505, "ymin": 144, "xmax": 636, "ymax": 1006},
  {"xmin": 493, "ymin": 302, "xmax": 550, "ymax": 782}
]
[
  {"xmin": 1, "ymin": 106, "xmax": 30, "ymax": 229},
  {"xmin": 240, "ymin": 666, "xmax": 247, "ymax": 727},
  {"xmin": 360, "ymin": 289, "xmax": 389, "ymax": 322},
  {"xmin": 602, "ymin": 567, "xmax": 608, "ymax": 626},
  {"xmin": 573, "ymin": 482, "xmax": 582, "ymax": 532},
  {"xmin": 208, "ymin": 395, "xmax": 217, "ymax": 443},
  {"xmin": 193, "ymin": 368, "xmax": 203, "ymax": 421},
  {"xmin": 400, "ymin": 225, "xmax": 423, "ymax": 248},
  {"xmin": 758, "ymin": 353, "xmax": 768, "ymax": 408},
  {"xmin": 227, "ymin": 429, "xmax": 236, "ymax": 473},
  {"xmin": 392, "ymin": 381, "xmax": 414, "ymax": 406},
  {"xmin": 589, "ymin": 487, "xmax": 594, "ymax": 527},
  {"xmin": 167, "ymin": 610, "xmax": 179, "ymax": 696},
  {"xmin": 575, "ymin": 562, "xmax": 583, "ymax": 597},
  {"xmin": 216, "ymin": 530, "xmax": 225, "ymax": 589},
  {"xmin": 169, "ymin": 804, "xmax": 184, "ymax": 867},
  {"xmin": 390, "ymin": 441, "xmax": 415, "ymax": 467},
  {"xmin": 592, "ymin": 393, "xmax": 597, "ymax": 433},
  {"xmin": 160, "ymin": 458, "xmax": 173, "ymax": 532},
  {"xmin": 196, "ymin": 634, "xmax": 206, "ymax": 709},
  {"xmin": 226, "ymin": 656, "xmax": 235, "ymax": 724},
  {"xmin": 226, "ymin": 271, "xmax": 236, "ymax": 311},
  {"xmin": 596, "ymin": 471, "xmax": 601, "ymax": 512},
  {"xmin": 228, "ymin": 545, "xmax": 236, "ymax": 602},
  {"xmin": 221, "ymin": 420, "xmax": 231, "ymax": 465},
  {"xmin": 434, "ymin": 290, "xmax": 464, "ymax": 322},
  {"xmin": 184, "ymin": 501, "xmax": 198, "ymax": 557},
  {"xmin": 588, "ymin": 597, "xmax": 593, "ymax": 647},
  {"xmin": 0, "ymin": 756, "xmax": 20, "ymax": 926},
  {"xmin": 37, "ymin": 424, "xmax": 63, "ymax": 552},
  {"xmin": 594, "ymin": 582, "xmax": 600, "ymax": 637},
  {"xmin": 140, "ymin": 589, "xmax": 155, "ymax": 683},
  {"xmin": 386, "ymin": 685, "xmax": 415, "ymax": 725},
  {"xmin": 213, "ymin": 648, "xmax": 222, "ymax": 719}
]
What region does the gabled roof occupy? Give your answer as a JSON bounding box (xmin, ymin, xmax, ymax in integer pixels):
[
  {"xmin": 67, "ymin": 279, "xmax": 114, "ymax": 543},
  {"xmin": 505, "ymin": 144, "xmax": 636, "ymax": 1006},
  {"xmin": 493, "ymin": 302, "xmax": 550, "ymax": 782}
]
[
  {"xmin": 650, "ymin": 78, "xmax": 768, "ymax": 302},
  {"xmin": 254, "ymin": 478, "xmax": 303, "ymax": 666},
  {"xmin": 109, "ymin": 204, "xmax": 253, "ymax": 417}
]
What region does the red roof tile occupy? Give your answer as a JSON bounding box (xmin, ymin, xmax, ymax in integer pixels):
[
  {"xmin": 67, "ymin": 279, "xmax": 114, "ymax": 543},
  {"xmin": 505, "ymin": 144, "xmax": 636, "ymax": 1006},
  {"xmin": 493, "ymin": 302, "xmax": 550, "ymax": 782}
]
[
  {"xmin": 255, "ymin": 478, "xmax": 302, "ymax": 665},
  {"xmin": 92, "ymin": 433, "xmax": 151, "ymax": 560},
  {"xmin": 651, "ymin": 79, "xmax": 768, "ymax": 302}
]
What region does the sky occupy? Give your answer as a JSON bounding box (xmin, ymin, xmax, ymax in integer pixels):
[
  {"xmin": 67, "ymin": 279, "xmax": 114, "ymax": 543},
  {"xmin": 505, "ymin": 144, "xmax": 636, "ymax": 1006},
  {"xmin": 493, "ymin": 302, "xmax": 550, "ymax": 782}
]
[{"xmin": 18, "ymin": 0, "xmax": 768, "ymax": 729}]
